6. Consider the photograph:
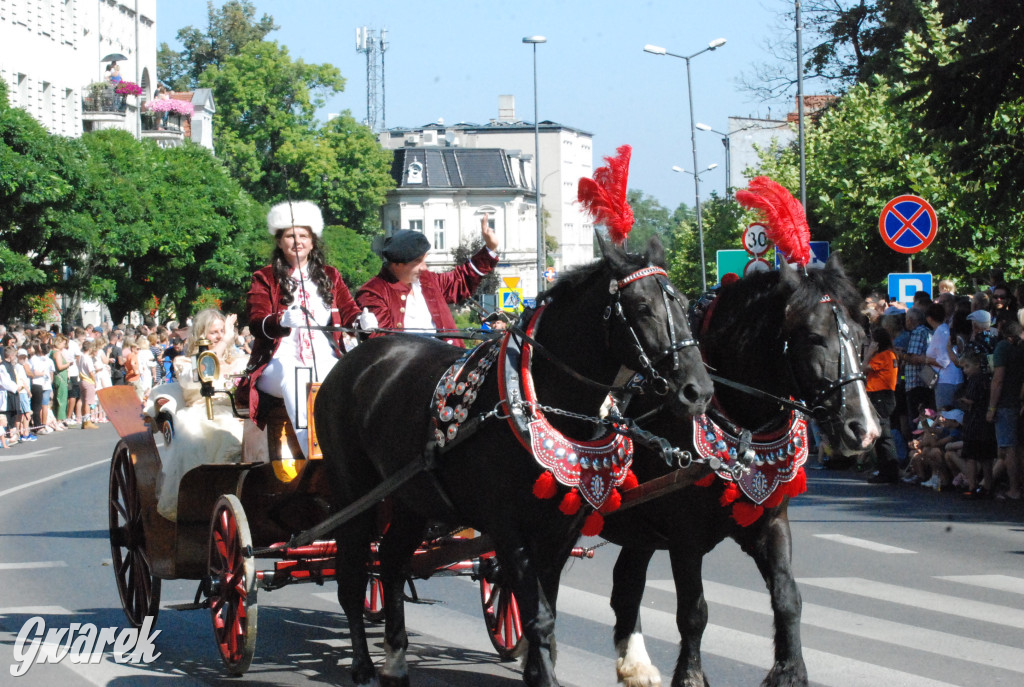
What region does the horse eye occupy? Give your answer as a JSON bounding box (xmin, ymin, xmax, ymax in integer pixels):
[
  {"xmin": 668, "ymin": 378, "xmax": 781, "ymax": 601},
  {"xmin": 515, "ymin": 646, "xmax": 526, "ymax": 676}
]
[{"xmin": 637, "ymin": 302, "xmax": 653, "ymax": 315}]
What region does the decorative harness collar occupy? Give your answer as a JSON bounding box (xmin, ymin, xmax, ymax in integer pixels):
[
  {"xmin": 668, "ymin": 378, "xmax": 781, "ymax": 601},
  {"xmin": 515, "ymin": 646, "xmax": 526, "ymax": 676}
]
[{"xmin": 498, "ymin": 304, "xmax": 633, "ymax": 511}]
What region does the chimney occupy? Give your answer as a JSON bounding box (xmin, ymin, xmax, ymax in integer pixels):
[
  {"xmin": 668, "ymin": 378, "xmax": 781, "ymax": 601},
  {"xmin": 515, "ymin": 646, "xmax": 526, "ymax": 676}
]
[{"xmin": 498, "ymin": 94, "xmax": 515, "ymax": 123}]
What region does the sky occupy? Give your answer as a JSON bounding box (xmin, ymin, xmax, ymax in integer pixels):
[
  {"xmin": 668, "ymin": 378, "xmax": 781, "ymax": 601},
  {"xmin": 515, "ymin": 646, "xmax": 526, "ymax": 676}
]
[{"xmin": 156, "ymin": 0, "xmax": 800, "ymax": 212}]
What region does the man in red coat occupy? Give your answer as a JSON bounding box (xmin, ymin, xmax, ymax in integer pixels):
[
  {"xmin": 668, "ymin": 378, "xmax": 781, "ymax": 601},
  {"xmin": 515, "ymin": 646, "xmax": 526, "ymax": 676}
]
[{"xmin": 357, "ymin": 215, "xmax": 499, "ymax": 346}]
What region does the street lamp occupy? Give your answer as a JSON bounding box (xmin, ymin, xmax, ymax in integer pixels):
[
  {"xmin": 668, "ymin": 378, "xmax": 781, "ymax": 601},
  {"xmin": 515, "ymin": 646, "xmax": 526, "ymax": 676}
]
[
  {"xmin": 523, "ymin": 35, "xmax": 546, "ymax": 295},
  {"xmin": 644, "ymin": 37, "xmax": 726, "ymax": 290},
  {"xmin": 695, "ymin": 123, "xmax": 733, "ymax": 196}
]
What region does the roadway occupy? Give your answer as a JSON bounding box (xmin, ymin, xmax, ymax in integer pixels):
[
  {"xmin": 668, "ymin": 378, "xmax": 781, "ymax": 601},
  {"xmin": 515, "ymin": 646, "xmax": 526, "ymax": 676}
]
[{"xmin": 1, "ymin": 423, "xmax": 1023, "ymax": 686}]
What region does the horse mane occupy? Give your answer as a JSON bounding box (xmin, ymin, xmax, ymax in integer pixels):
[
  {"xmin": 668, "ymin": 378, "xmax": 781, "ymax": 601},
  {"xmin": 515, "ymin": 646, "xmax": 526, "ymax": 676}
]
[
  {"xmin": 539, "ymin": 245, "xmax": 652, "ymax": 303},
  {"xmin": 703, "ymin": 261, "xmax": 862, "ymax": 361}
]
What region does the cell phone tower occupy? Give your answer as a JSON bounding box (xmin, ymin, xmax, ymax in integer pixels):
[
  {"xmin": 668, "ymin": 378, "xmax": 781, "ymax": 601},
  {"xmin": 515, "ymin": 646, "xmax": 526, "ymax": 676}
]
[{"xmin": 355, "ymin": 27, "xmax": 388, "ymax": 133}]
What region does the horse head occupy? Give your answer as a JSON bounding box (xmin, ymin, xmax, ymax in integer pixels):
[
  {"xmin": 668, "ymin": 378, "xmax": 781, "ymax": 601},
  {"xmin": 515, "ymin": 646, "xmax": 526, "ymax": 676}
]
[
  {"xmin": 599, "ymin": 235, "xmax": 713, "ymax": 418},
  {"xmin": 779, "ymin": 253, "xmax": 880, "ymax": 455}
]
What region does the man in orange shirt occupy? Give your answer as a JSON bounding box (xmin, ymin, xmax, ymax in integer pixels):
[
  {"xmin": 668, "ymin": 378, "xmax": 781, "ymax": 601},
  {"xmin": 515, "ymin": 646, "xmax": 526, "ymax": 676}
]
[{"xmin": 863, "ymin": 326, "xmax": 900, "ymax": 483}]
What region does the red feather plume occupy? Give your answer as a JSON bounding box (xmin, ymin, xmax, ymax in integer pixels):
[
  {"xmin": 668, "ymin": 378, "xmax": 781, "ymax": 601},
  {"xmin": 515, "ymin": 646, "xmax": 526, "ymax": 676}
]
[
  {"xmin": 735, "ymin": 176, "xmax": 811, "ymax": 266},
  {"xmin": 577, "ymin": 144, "xmax": 635, "ymax": 245}
]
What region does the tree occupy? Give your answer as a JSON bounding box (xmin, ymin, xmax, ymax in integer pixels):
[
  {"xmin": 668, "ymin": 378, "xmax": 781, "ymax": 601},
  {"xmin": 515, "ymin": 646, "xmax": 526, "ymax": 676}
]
[
  {"xmin": 321, "ymin": 225, "xmax": 380, "ymax": 290},
  {"xmin": 0, "ymin": 79, "xmax": 90, "ymax": 322},
  {"xmin": 624, "ymin": 190, "xmax": 673, "ymax": 254},
  {"xmin": 668, "ymin": 194, "xmax": 748, "ymax": 297},
  {"xmin": 199, "ymin": 41, "xmax": 394, "ymax": 234},
  {"xmin": 157, "ymin": 0, "xmax": 278, "ymax": 92},
  {"xmin": 71, "ymin": 130, "xmax": 266, "ymax": 322}
]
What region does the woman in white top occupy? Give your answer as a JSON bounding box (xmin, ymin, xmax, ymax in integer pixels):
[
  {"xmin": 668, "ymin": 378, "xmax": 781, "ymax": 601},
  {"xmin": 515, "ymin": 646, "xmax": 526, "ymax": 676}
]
[
  {"xmin": 145, "ymin": 309, "xmax": 266, "ymax": 520},
  {"xmin": 28, "ymin": 343, "xmax": 51, "ymax": 431}
]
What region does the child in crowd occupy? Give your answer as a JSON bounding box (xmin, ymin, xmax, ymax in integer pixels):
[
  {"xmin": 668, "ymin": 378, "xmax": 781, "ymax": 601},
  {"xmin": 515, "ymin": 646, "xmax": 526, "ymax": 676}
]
[
  {"xmin": 958, "ymin": 350, "xmax": 997, "ymax": 498},
  {"xmin": 920, "ymin": 408, "xmax": 964, "ymax": 489}
]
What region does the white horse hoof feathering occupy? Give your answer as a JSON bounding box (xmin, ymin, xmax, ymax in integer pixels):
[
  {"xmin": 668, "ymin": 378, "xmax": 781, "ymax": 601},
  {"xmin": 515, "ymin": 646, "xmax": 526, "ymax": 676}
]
[{"xmin": 616, "ymin": 633, "xmax": 662, "ymax": 687}]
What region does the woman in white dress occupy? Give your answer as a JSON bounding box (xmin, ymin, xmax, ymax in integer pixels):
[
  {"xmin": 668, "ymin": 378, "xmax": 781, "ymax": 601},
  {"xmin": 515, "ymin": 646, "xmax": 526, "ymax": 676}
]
[{"xmin": 146, "ymin": 309, "xmax": 265, "ymax": 520}]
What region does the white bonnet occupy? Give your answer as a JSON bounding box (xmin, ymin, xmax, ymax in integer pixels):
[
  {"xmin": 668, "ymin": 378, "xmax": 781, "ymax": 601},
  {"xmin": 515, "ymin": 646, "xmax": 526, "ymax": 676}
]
[{"xmin": 267, "ymin": 200, "xmax": 324, "ymax": 237}]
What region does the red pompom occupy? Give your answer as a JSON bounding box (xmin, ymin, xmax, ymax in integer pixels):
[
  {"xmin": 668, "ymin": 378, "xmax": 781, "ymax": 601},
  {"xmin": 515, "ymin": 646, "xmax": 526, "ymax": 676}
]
[
  {"xmin": 599, "ymin": 488, "xmax": 622, "ymax": 514},
  {"xmin": 695, "ymin": 473, "xmax": 717, "ymax": 488},
  {"xmin": 785, "ymin": 467, "xmax": 808, "ymax": 498},
  {"xmin": 731, "ymin": 501, "xmax": 765, "ymax": 527},
  {"xmin": 559, "ymin": 488, "xmax": 582, "ymax": 515},
  {"xmin": 532, "ymin": 471, "xmax": 558, "ymax": 500},
  {"xmin": 581, "ymin": 510, "xmax": 605, "ymax": 537},
  {"xmin": 621, "ymin": 470, "xmax": 639, "ymax": 491},
  {"xmin": 719, "ymin": 482, "xmax": 740, "ymax": 506}
]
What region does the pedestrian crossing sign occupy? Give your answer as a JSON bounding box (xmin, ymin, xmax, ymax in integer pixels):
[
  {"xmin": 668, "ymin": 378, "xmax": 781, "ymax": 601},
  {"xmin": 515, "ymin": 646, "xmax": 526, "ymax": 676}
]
[{"xmin": 498, "ymin": 288, "xmax": 523, "ymax": 312}]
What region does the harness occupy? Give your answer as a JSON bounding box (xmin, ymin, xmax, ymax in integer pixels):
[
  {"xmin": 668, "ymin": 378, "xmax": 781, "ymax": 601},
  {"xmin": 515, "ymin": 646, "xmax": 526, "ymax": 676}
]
[{"xmin": 682, "ymin": 291, "xmax": 867, "ymax": 524}]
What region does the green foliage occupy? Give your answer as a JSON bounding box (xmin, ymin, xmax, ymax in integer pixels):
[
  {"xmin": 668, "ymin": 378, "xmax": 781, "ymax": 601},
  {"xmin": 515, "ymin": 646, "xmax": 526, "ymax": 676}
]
[
  {"xmin": 158, "ymin": 0, "xmax": 278, "ymax": 92},
  {"xmin": 0, "ymin": 89, "xmax": 90, "ymax": 321},
  {"xmin": 624, "ymin": 189, "xmax": 672, "ymax": 254},
  {"xmin": 199, "ymin": 41, "xmax": 394, "ymax": 234},
  {"xmin": 322, "ymin": 225, "xmax": 379, "ymax": 290},
  {"xmin": 667, "ymin": 193, "xmax": 748, "ymax": 297},
  {"xmin": 72, "ymin": 131, "xmax": 266, "ymax": 322}
]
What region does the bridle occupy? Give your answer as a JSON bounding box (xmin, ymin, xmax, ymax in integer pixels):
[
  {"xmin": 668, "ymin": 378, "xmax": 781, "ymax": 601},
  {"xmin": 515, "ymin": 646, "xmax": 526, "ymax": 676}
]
[
  {"xmin": 706, "ymin": 293, "xmax": 866, "ymax": 424},
  {"xmin": 604, "ymin": 266, "xmax": 699, "ymax": 396},
  {"xmin": 789, "ymin": 295, "xmax": 867, "ymax": 421}
]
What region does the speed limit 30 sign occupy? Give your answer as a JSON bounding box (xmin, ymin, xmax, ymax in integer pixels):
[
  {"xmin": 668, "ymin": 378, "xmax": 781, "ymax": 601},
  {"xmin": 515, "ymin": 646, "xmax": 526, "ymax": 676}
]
[{"xmin": 744, "ymin": 223, "xmax": 769, "ymax": 256}]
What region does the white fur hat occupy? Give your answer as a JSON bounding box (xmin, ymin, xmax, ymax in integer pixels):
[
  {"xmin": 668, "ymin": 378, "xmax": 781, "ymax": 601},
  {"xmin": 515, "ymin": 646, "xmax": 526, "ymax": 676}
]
[{"xmin": 267, "ymin": 200, "xmax": 324, "ymax": 237}]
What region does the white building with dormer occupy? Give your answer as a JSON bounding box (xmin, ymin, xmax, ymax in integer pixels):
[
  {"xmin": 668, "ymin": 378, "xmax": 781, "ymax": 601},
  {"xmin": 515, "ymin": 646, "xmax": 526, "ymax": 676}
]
[{"xmin": 379, "ymin": 96, "xmax": 595, "ymax": 284}]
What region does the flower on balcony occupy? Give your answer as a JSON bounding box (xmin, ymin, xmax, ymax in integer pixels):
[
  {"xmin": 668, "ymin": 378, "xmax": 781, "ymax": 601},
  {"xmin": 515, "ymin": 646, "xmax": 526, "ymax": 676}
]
[
  {"xmin": 146, "ymin": 98, "xmax": 195, "ymax": 117},
  {"xmin": 114, "ymin": 81, "xmax": 143, "ymax": 96}
]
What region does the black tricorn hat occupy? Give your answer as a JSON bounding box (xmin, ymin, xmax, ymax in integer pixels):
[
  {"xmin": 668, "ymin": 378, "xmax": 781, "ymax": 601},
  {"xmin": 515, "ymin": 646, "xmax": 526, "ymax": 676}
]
[{"xmin": 380, "ymin": 230, "xmax": 431, "ymax": 263}]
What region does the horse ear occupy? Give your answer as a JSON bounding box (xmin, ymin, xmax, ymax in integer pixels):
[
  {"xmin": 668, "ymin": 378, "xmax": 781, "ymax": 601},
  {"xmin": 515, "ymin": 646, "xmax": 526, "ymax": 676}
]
[
  {"xmin": 599, "ymin": 232, "xmax": 632, "ymax": 275},
  {"xmin": 646, "ymin": 235, "xmax": 667, "ymax": 268},
  {"xmin": 779, "ymin": 260, "xmax": 802, "ymax": 290},
  {"xmin": 824, "ymin": 250, "xmax": 847, "ymax": 278}
]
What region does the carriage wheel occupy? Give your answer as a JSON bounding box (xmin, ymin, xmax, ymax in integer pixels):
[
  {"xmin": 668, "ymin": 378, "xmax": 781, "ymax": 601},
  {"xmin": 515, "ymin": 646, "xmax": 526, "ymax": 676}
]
[
  {"xmin": 208, "ymin": 495, "xmax": 258, "ymax": 675},
  {"xmin": 364, "ymin": 571, "xmax": 385, "ymax": 623},
  {"xmin": 479, "ymin": 557, "xmax": 523, "ymax": 661},
  {"xmin": 108, "ymin": 440, "xmax": 161, "ymax": 628}
]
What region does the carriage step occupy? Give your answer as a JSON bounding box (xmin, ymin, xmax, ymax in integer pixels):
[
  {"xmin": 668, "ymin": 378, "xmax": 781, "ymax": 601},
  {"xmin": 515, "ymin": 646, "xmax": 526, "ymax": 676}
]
[{"xmin": 166, "ymin": 601, "xmax": 208, "ymax": 611}]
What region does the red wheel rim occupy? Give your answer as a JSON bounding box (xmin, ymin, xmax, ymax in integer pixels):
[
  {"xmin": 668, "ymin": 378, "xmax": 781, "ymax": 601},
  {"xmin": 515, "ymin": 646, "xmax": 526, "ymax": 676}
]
[
  {"xmin": 480, "ymin": 575, "xmax": 523, "ymax": 660},
  {"xmin": 209, "ymin": 496, "xmax": 257, "ymax": 675},
  {"xmin": 364, "ymin": 573, "xmax": 385, "ymax": 622}
]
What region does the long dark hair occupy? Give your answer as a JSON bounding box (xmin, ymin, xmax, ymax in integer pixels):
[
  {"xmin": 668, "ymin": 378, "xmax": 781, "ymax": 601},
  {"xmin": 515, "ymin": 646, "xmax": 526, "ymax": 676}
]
[{"xmin": 271, "ymin": 230, "xmax": 333, "ymax": 307}]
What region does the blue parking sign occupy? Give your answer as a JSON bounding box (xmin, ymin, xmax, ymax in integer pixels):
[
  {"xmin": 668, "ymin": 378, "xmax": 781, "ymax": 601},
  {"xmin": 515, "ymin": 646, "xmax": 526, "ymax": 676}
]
[{"xmin": 888, "ymin": 273, "xmax": 932, "ymax": 305}]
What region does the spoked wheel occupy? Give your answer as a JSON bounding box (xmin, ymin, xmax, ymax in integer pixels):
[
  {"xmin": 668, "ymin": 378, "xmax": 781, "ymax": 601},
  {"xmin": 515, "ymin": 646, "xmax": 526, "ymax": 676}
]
[
  {"xmin": 209, "ymin": 495, "xmax": 258, "ymax": 675},
  {"xmin": 479, "ymin": 556, "xmax": 523, "ymax": 661},
  {"xmin": 364, "ymin": 570, "xmax": 385, "ymax": 623},
  {"xmin": 108, "ymin": 440, "xmax": 161, "ymax": 628}
]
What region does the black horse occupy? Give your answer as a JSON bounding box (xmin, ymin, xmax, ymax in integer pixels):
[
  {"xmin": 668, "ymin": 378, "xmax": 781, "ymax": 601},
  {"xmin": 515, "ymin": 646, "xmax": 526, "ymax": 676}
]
[
  {"xmin": 314, "ymin": 237, "xmax": 713, "ymax": 687},
  {"xmin": 603, "ymin": 255, "xmax": 879, "ymax": 687}
]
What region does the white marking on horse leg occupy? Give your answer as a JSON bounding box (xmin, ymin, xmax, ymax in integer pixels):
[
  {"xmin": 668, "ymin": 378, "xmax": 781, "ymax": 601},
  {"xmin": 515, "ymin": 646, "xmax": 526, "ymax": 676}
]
[
  {"xmin": 615, "ymin": 633, "xmax": 662, "ymax": 687},
  {"xmin": 354, "ymin": 678, "xmax": 380, "ymax": 687},
  {"xmin": 380, "ymin": 641, "xmax": 407, "ymax": 681}
]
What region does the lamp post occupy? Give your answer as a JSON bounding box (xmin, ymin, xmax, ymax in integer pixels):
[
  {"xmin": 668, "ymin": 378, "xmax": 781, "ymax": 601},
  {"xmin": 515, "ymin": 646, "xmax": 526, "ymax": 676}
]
[
  {"xmin": 695, "ymin": 123, "xmax": 734, "ymax": 196},
  {"xmin": 523, "ymin": 35, "xmax": 547, "ymax": 295},
  {"xmin": 644, "ymin": 38, "xmax": 726, "ymax": 291}
]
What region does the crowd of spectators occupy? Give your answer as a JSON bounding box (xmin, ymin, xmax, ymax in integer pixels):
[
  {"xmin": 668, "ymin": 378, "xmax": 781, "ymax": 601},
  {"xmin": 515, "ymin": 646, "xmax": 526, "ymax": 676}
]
[
  {"xmin": 845, "ymin": 276, "xmax": 1023, "ymax": 501},
  {"xmin": 0, "ymin": 319, "xmax": 254, "ymax": 448}
]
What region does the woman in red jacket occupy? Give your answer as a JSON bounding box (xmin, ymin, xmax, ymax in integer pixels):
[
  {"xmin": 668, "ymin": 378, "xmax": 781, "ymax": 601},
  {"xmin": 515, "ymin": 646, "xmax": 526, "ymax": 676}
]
[{"xmin": 241, "ymin": 200, "xmax": 376, "ymax": 471}]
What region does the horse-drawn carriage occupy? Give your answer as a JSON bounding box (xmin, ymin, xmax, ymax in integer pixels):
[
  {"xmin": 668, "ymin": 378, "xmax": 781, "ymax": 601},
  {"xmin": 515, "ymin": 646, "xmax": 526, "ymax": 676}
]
[
  {"xmin": 100, "ymin": 370, "xmax": 593, "ymax": 675},
  {"xmin": 101, "ymin": 162, "xmax": 878, "ymax": 687}
]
